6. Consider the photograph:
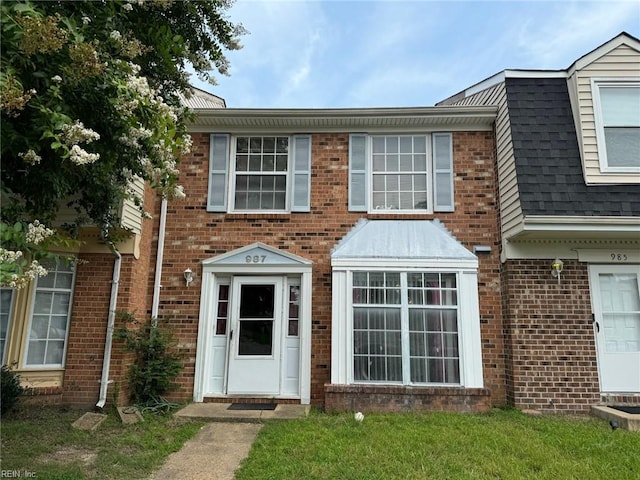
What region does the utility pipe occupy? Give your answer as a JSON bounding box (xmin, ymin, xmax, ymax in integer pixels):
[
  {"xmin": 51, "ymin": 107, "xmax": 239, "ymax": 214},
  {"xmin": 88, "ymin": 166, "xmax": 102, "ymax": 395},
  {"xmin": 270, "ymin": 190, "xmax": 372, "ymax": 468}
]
[
  {"xmin": 151, "ymin": 198, "xmax": 168, "ymax": 325},
  {"xmin": 96, "ymin": 249, "xmax": 121, "ymax": 409}
]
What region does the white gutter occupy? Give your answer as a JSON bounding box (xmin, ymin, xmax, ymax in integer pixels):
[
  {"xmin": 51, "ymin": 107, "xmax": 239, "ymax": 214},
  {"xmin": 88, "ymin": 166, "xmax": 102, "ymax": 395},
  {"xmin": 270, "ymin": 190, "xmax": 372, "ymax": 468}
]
[
  {"xmin": 151, "ymin": 198, "xmax": 168, "ymax": 324},
  {"xmin": 96, "ymin": 249, "xmax": 121, "ymax": 409}
]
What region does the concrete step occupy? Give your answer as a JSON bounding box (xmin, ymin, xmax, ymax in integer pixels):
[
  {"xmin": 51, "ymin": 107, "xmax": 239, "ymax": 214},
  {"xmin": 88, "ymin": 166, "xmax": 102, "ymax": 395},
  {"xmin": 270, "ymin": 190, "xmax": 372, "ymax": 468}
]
[{"xmin": 174, "ymin": 403, "xmax": 310, "ymax": 423}]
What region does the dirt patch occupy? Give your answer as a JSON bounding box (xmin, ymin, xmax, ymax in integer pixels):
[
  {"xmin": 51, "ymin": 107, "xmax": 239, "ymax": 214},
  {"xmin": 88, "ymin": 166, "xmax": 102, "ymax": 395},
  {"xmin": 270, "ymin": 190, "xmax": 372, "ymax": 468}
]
[{"xmin": 38, "ymin": 446, "xmax": 98, "ymax": 467}]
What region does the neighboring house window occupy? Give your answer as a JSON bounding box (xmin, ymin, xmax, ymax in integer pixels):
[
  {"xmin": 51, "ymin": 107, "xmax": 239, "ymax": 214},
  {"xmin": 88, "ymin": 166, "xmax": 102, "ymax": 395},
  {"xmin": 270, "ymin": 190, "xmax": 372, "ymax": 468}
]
[
  {"xmin": 592, "ymin": 80, "xmax": 640, "ymax": 171},
  {"xmin": 0, "ymin": 288, "xmax": 14, "ymax": 363},
  {"xmin": 208, "ymin": 134, "xmax": 312, "ymax": 212},
  {"xmin": 25, "ymin": 259, "xmax": 75, "ymax": 367},
  {"xmin": 352, "ymin": 271, "xmax": 459, "ymax": 384},
  {"xmin": 349, "ymin": 133, "xmax": 454, "ymax": 213}
]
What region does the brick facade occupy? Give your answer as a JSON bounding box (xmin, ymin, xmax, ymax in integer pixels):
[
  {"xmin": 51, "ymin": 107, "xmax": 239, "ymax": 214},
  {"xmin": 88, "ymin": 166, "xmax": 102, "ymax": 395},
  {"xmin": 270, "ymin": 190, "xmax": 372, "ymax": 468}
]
[
  {"xmin": 502, "ymin": 259, "xmax": 601, "ymax": 414},
  {"xmin": 150, "ymin": 130, "xmax": 505, "ymax": 409}
]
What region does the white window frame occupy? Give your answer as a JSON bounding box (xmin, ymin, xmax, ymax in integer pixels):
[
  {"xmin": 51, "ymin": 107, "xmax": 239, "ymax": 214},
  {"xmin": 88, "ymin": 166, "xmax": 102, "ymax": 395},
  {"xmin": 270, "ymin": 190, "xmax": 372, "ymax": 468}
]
[
  {"xmin": 0, "ymin": 288, "xmax": 15, "ymax": 364},
  {"xmin": 331, "ymin": 265, "xmax": 483, "ymax": 388},
  {"xmin": 207, "ymin": 134, "xmax": 312, "ymax": 214},
  {"xmin": 349, "ymin": 133, "xmax": 454, "ymax": 214},
  {"xmin": 230, "ymin": 135, "xmax": 291, "ymax": 213},
  {"xmin": 369, "ymin": 135, "xmax": 431, "ymax": 213},
  {"xmin": 23, "ymin": 260, "xmax": 76, "ymax": 369},
  {"xmin": 591, "ymin": 78, "xmax": 640, "ymax": 173}
]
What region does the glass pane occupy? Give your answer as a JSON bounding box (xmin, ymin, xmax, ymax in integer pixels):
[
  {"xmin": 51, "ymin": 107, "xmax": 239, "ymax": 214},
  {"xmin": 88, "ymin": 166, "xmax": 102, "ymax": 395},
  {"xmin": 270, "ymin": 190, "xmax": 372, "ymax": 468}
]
[
  {"xmin": 219, "ymin": 285, "xmax": 229, "ymax": 301},
  {"xmin": 55, "ymin": 273, "xmax": 73, "ymax": 290},
  {"xmin": 30, "ymin": 316, "xmax": 49, "ymax": 339},
  {"xmin": 288, "ymin": 319, "xmax": 299, "ymax": 336},
  {"xmin": 411, "ymin": 358, "xmax": 426, "ymax": 383},
  {"xmin": 37, "ymin": 272, "xmax": 56, "ymax": 288},
  {"xmin": 52, "ymin": 293, "xmax": 70, "ymax": 314},
  {"xmin": 354, "ymin": 309, "xmax": 367, "ymax": 329},
  {"xmin": 354, "ymin": 356, "xmax": 369, "ymax": 381},
  {"xmin": 409, "ymin": 309, "xmax": 425, "ymax": 330},
  {"xmin": 45, "ymin": 341, "xmax": 65, "ymax": 364},
  {"xmin": 387, "ymin": 357, "xmax": 402, "ymax": 381},
  {"xmin": 26, "ymin": 341, "xmax": 46, "ymax": 365},
  {"xmin": 216, "ymin": 318, "xmax": 227, "ymax": 335},
  {"xmin": 240, "ymin": 285, "xmax": 274, "ymax": 318},
  {"xmin": 34, "ymin": 293, "xmax": 53, "ymax": 314},
  {"xmin": 249, "ymin": 155, "xmax": 261, "ymax": 171},
  {"xmin": 410, "ymin": 332, "xmax": 426, "ymax": 356},
  {"xmin": 600, "ymin": 86, "xmax": 640, "ymax": 125},
  {"xmin": 236, "ymin": 137, "xmax": 248, "ymax": 153},
  {"xmin": 238, "ymin": 320, "xmax": 273, "ymax": 355},
  {"xmin": 444, "ymin": 359, "xmax": 460, "ymax": 383},
  {"xmin": 49, "ymin": 316, "xmax": 67, "ymax": 339},
  {"xmin": 399, "ymin": 137, "xmax": 413, "ymax": 154},
  {"xmin": 605, "ymin": 128, "xmax": 640, "ymax": 167},
  {"xmin": 263, "ymin": 137, "xmax": 275, "ymax": 153}
]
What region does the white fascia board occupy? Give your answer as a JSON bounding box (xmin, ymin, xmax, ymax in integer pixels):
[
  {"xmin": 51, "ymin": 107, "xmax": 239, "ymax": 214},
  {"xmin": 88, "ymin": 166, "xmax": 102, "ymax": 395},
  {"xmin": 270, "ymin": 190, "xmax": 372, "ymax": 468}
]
[
  {"xmin": 522, "ymin": 215, "xmax": 640, "ymax": 233},
  {"xmin": 204, "ymin": 264, "xmax": 312, "ymax": 275},
  {"xmin": 331, "ymin": 258, "xmax": 478, "ymax": 270}
]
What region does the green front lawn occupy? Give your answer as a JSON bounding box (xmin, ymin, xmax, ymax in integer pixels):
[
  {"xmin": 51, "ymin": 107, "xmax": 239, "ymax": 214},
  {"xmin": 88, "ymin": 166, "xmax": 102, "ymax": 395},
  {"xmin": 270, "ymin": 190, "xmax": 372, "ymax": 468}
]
[
  {"xmin": 236, "ymin": 409, "xmax": 640, "ymax": 480},
  {"xmin": 2, "ymin": 406, "xmax": 638, "ymax": 480},
  {"xmin": 0, "ymin": 406, "xmax": 203, "ymax": 480}
]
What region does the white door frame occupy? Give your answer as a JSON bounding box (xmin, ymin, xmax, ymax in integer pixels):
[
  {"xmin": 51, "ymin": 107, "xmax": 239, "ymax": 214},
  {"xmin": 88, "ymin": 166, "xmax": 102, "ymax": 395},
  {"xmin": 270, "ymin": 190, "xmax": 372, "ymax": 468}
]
[
  {"xmin": 193, "ymin": 243, "xmax": 312, "ymax": 403},
  {"xmin": 589, "ymin": 264, "xmax": 640, "ymax": 393}
]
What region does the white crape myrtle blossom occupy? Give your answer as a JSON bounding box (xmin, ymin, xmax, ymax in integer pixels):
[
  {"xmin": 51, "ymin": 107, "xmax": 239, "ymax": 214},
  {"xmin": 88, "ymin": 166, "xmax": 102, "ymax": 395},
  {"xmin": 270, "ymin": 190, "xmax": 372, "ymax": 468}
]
[
  {"xmin": 0, "ymin": 249, "xmax": 48, "ymax": 289},
  {"xmin": 61, "ymin": 120, "xmax": 100, "ymax": 146},
  {"xmin": 171, "ymin": 184, "xmax": 186, "ymax": 200},
  {"xmin": 26, "ymin": 220, "xmax": 55, "ymax": 245},
  {"xmin": 69, "ymin": 144, "xmax": 100, "ymax": 165},
  {"xmin": 119, "ymin": 125, "xmax": 153, "ymax": 148},
  {"xmin": 110, "ymin": 30, "xmax": 122, "ymax": 42},
  {"xmin": 122, "ymin": 3, "xmax": 133, "ymax": 12},
  {"xmin": 51, "ymin": 75, "xmax": 62, "ymax": 83},
  {"xmin": 19, "ymin": 149, "xmax": 42, "ymax": 165},
  {"xmin": 82, "ymin": 16, "xmax": 91, "ymax": 25}
]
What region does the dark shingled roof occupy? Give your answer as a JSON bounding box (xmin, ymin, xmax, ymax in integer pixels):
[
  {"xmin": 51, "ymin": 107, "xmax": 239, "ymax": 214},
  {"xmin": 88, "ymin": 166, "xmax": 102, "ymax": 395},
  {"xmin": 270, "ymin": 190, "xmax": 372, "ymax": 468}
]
[{"xmin": 505, "ymin": 77, "xmax": 640, "ymax": 217}]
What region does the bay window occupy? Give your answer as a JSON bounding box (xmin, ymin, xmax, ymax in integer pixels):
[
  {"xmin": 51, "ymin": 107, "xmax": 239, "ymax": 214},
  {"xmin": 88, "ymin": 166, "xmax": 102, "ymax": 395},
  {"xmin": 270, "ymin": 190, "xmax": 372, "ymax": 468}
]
[{"xmin": 352, "ymin": 271, "xmax": 461, "ymax": 385}]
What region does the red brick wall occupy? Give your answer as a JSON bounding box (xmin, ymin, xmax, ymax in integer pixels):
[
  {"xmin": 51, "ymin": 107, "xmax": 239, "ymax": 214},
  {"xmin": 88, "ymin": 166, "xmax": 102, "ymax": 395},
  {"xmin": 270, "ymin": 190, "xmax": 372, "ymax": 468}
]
[
  {"xmin": 155, "ymin": 131, "xmax": 505, "ymax": 408},
  {"xmin": 62, "ymin": 186, "xmax": 157, "ymax": 408},
  {"xmin": 502, "ymin": 259, "xmax": 600, "ymax": 413}
]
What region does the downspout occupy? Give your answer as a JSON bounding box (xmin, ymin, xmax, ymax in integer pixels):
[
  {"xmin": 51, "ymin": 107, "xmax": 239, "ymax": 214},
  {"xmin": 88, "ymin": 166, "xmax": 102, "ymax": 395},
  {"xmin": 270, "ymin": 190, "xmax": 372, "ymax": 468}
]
[
  {"xmin": 151, "ymin": 198, "xmax": 168, "ymax": 325},
  {"xmin": 96, "ymin": 248, "xmax": 121, "ymax": 409}
]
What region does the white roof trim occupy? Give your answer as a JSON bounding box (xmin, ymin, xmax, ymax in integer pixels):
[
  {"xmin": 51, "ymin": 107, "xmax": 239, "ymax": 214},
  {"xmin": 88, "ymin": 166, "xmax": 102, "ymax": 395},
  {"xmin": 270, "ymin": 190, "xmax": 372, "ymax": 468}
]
[
  {"xmin": 506, "ymin": 215, "xmax": 640, "ymax": 242},
  {"xmin": 188, "ymin": 105, "xmax": 497, "ymax": 132}
]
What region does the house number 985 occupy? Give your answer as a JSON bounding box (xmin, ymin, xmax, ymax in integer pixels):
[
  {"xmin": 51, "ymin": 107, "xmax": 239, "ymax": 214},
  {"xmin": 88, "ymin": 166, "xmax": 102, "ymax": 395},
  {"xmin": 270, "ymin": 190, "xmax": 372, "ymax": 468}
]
[
  {"xmin": 246, "ymin": 255, "xmax": 267, "ymax": 264},
  {"xmin": 610, "ymin": 253, "xmax": 628, "ymax": 261}
]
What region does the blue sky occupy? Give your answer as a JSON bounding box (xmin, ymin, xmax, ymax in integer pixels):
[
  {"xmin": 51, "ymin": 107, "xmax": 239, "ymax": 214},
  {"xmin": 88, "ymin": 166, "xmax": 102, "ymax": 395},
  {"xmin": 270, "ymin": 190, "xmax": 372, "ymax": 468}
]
[{"xmin": 191, "ymin": 0, "xmax": 640, "ymax": 108}]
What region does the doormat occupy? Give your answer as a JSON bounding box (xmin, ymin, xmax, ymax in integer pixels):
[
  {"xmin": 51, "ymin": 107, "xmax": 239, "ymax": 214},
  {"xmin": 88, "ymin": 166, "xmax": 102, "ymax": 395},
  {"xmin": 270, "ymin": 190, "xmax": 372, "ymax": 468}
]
[
  {"xmin": 610, "ymin": 405, "xmax": 640, "ymax": 415},
  {"xmin": 228, "ymin": 403, "xmax": 277, "ymax": 411}
]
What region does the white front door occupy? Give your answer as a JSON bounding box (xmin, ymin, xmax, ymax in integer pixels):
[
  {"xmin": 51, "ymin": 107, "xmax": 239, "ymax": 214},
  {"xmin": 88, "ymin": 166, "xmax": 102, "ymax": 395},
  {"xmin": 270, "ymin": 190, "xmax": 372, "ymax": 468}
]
[
  {"xmin": 227, "ymin": 276, "xmax": 283, "ymax": 395},
  {"xmin": 590, "ymin": 265, "xmax": 640, "ymax": 393}
]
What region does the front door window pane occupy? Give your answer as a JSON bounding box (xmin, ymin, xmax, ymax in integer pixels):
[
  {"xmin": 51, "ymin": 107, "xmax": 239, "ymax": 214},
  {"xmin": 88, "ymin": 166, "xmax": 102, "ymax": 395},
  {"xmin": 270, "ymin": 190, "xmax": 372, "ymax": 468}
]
[
  {"xmin": 238, "ymin": 284, "xmax": 275, "ymax": 356},
  {"xmin": 599, "ymin": 273, "xmax": 640, "ymax": 353}
]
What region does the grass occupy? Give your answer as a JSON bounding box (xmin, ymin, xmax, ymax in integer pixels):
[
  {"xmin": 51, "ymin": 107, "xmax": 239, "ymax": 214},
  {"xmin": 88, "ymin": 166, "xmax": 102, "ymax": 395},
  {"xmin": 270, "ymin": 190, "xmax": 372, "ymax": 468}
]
[
  {"xmin": 0, "ymin": 405, "xmax": 203, "ymax": 480},
  {"xmin": 2, "ymin": 405, "xmax": 639, "ymax": 480},
  {"xmin": 236, "ymin": 408, "xmax": 640, "ymax": 480}
]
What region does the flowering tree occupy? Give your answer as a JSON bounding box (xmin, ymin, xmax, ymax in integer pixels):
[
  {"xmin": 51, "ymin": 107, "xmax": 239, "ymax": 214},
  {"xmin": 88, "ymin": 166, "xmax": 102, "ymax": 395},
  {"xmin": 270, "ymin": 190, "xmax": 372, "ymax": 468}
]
[{"xmin": 0, "ymin": 0, "xmax": 244, "ymax": 287}]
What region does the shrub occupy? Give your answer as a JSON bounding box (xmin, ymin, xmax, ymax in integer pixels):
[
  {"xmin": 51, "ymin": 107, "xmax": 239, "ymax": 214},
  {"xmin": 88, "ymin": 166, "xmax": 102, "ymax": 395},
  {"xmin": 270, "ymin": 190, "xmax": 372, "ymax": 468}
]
[
  {"xmin": 1, "ymin": 364, "xmax": 25, "ymax": 415},
  {"xmin": 115, "ymin": 313, "xmax": 183, "ymax": 407}
]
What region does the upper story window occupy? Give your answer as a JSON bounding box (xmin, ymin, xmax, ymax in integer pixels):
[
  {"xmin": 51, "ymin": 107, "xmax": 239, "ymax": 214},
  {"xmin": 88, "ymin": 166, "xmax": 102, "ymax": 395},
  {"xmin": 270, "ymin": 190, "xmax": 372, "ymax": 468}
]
[
  {"xmin": 592, "ymin": 80, "xmax": 640, "ymax": 172},
  {"xmin": 208, "ymin": 134, "xmax": 311, "ymax": 213},
  {"xmin": 349, "ymin": 133, "xmax": 454, "ymax": 213},
  {"xmin": 0, "ymin": 288, "xmax": 14, "ymax": 363}
]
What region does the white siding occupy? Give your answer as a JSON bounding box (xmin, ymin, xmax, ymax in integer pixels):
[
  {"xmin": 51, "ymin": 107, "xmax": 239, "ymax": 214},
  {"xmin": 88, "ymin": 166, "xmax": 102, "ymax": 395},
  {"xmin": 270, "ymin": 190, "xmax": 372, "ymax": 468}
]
[
  {"xmin": 449, "ymin": 83, "xmax": 524, "ymax": 241},
  {"xmin": 54, "ymin": 177, "xmax": 145, "ymax": 235},
  {"xmin": 571, "ymin": 44, "xmax": 640, "ymax": 184}
]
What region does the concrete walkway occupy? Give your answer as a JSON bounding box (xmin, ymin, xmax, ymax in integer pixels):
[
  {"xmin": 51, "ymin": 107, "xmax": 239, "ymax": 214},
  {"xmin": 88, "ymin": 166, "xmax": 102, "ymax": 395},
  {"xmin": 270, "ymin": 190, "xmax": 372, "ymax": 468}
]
[{"xmin": 149, "ymin": 404, "xmax": 309, "ymax": 480}]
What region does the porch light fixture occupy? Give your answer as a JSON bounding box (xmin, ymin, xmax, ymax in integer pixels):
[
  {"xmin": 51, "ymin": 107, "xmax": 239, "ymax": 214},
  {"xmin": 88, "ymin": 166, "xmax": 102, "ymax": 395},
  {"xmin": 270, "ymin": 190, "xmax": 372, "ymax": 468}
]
[
  {"xmin": 551, "ymin": 259, "xmax": 563, "ymax": 285},
  {"xmin": 183, "ymin": 268, "xmax": 194, "ymax": 287}
]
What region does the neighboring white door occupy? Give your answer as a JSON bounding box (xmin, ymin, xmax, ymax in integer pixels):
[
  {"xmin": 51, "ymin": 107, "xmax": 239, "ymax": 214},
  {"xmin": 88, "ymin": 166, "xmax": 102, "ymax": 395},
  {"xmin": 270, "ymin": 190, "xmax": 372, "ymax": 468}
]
[
  {"xmin": 590, "ymin": 265, "xmax": 640, "ymax": 393},
  {"xmin": 227, "ymin": 276, "xmax": 283, "ymax": 395}
]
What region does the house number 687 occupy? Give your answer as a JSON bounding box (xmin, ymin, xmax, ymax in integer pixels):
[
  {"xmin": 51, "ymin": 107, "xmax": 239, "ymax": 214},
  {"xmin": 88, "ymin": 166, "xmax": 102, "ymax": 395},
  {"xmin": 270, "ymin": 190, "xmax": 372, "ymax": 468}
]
[{"xmin": 246, "ymin": 255, "xmax": 267, "ymax": 263}]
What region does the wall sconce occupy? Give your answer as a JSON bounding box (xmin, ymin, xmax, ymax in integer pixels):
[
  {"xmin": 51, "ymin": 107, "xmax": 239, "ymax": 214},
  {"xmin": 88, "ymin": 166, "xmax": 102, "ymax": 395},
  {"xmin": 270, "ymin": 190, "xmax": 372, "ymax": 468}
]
[
  {"xmin": 183, "ymin": 268, "xmax": 194, "ymax": 287},
  {"xmin": 551, "ymin": 259, "xmax": 563, "ymax": 285}
]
